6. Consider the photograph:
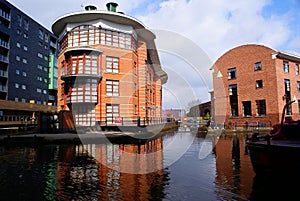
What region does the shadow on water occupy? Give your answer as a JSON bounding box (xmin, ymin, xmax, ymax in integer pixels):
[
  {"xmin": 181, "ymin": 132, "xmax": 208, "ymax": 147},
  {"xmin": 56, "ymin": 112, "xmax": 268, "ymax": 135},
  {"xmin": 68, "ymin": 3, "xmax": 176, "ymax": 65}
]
[{"xmin": 249, "ymin": 173, "xmax": 300, "ymax": 201}]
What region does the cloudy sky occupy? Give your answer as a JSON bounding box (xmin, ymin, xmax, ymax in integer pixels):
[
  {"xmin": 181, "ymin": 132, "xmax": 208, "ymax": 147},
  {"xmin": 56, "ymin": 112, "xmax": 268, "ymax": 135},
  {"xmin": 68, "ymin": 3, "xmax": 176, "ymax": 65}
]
[{"xmin": 7, "ymin": 0, "xmax": 300, "ymax": 111}]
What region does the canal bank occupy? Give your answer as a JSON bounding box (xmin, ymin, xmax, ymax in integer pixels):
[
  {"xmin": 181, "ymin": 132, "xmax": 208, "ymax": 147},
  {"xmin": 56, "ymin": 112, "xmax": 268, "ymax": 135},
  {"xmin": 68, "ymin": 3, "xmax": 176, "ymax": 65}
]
[{"xmin": 0, "ymin": 122, "xmax": 179, "ymax": 146}]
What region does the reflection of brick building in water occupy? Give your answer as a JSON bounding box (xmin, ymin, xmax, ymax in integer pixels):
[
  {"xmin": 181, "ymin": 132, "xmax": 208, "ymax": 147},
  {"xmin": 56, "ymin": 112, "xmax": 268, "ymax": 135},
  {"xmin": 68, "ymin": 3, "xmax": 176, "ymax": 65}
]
[
  {"xmin": 52, "ymin": 3, "xmax": 167, "ymax": 127},
  {"xmin": 54, "ymin": 137, "xmax": 166, "ymax": 200},
  {"xmin": 214, "ymin": 134, "xmax": 255, "ymax": 199}
]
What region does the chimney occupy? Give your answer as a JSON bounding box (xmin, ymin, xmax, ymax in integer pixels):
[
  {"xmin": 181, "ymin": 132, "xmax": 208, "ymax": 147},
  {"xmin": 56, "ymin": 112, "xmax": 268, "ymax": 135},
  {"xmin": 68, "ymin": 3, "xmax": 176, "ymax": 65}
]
[
  {"xmin": 106, "ymin": 2, "xmax": 118, "ymax": 12},
  {"xmin": 85, "ymin": 5, "xmax": 97, "ymax": 11}
]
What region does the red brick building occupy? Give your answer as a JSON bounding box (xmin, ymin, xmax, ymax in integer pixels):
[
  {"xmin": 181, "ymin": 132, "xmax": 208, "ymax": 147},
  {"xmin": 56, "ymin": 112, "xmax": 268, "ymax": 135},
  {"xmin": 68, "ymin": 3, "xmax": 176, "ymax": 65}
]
[
  {"xmin": 51, "ymin": 3, "xmax": 167, "ymax": 127},
  {"xmin": 212, "ymin": 44, "xmax": 300, "ymax": 127}
]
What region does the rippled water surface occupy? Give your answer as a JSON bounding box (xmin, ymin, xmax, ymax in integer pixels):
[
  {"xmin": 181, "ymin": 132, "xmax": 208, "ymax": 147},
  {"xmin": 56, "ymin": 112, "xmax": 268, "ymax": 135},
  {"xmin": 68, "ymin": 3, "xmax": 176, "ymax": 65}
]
[{"xmin": 0, "ymin": 129, "xmax": 297, "ymax": 201}]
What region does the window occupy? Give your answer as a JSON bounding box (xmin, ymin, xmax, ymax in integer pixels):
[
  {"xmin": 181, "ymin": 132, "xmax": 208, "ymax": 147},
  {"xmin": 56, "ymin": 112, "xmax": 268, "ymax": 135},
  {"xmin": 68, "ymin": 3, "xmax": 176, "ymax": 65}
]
[
  {"xmin": 255, "ymin": 62, "xmax": 262, "ymax": 71},
  {"xmin": 23, "ymin": 33, "xmax": 28, "ymax": 39},
  {"xmin": 44, "ymin": 33, "xmax": 49, "ymax": 43},
  {"xmin": 22, "ymin": 71, "xmax": 27, "ymax": 77},
  {"xmin": 21, "ymin": 98, "xmax": 26, "ymax": 103},
  {"xmin": 16, "ymin": 55, "xmax": 20, "ymax": 61},
  {"xmin": 38, "ymin": 53, "xmax": 43, "ymax": 58},
  {"xmin": 17, "ymin": 15, "xmax": 22, "ymax": 27},
  {"xmin": 106, "ymin": 80, "xmax": 119, "ymax": 96},
  {"xmin": 37, "ymin": 88, "xmax": 42, "ymax": 93},
  {"xmin": 229, "ymin": 84, "xmax": 238, "ymax": 117},
  {"xmin": 21, "ymin": 85, "xmax": 26, "ymax": 90},
  {"xmin": 15, "ymin": 97, "xmax": 19, "ymax": 102},
  {"xmin": 284, "ymin": 79, "xmax": 292, "ymax": 115},
  {"xmin": 17, "ymin": 42, "xmax": 21, "ymax": 48},
  {"xmin": 106, "ymin": 57, "xmax": 119, "ymax": 73},
  {"xmin": 38, "ymin": 29, "xmax": 43, "ymax": 40},
  {"xmin": 37, "ymin": 76, "xmax": 43, "ymax": 81},
  {"xmin": 256, "ymin": 80, "xmax": 263, "ymax": 88},
  {"xmin": 256, "ymin": 100, "xmax": 266, "ymax": 116},
  {"xmin": 17, "ymin": 29, "xmax": 21, "ymax": 35},
  {"xmin": 298, "ymin": 100, "xmax": 300, "ymax": 115},
  {"xmin": 23, "ymin": 45, "xmax": 28, "ymax": 51},
  {"xmin": 37, "ymin": 64, "xmax": 43, "ymax": 70},
  {"xmin": 22, "ymin": 58, "xmax": 27, "ymax": 64},
  {"xmin": 296, "ymin": 64, "xmax": 299, "ymax": 76},
  {"xmin": 297, "ymin": 81, "xmax": 300, "ymax": 92},
  {"xmin": 283, "ymin": 61, "xmax": 289, "ymax": 73},
  {"xmin": 43, "ymin": 89, "xmax": 47, "ymax": 94},
  {"xmin": 242, "ymin": 101, "xmax": 252, "ymax": 117},
  {"xmin": 15, "ymin": 83, "xmax": 19, "ymax": 88},
  {"xmin": 133, "ymin": 61, "xmax": 137, "ymax": 75},
  {"xmin": 106, "ymin": 104, "xmax": 119, "ymax": 124},
  {"xmin": 23, "ymin": 19, "xmax": 29, "ymax": 31},
  {"xmin": 15, "ymin": 69, "xmax": 20, "ymax": 75},
  {"xmin": 228, "ymin": 68, "xmax": 236, "ymax": 79}
]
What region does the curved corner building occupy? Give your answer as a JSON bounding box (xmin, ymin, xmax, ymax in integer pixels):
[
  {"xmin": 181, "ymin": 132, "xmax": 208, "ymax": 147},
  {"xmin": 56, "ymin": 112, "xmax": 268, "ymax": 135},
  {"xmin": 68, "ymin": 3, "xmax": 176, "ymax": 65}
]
[{"xmin": 52, "ymin": 3, "xmax": 168, "ymax": 126}]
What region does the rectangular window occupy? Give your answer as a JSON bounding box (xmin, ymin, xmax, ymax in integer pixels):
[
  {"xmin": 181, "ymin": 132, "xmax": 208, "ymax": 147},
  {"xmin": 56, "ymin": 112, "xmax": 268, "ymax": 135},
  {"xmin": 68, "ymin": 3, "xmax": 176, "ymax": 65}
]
[
  {"xmin": 106, "ymin": 104, "xmax": 119, "ymax": 124},
  {"xmin": 256, "ymin": 100, "xmax": 266, "ymax": 116},
  {"xmin": 38, "ymin": 29, "xmax": 43, "ymax": 40},
  {"xmin": 106, "ymin": 80, "xmax": 119, "ymax": 96},
  {"xmin": 298, "ymin": 81, "xmax": 300, "ymax": 92},
  {"xmin": 256, "ymin": 80, "xmax": 263, "ymax": 89},
  {"xmin": 228, "ymin": 68, "xmax": 236, "ymax": 80},
  {"xmin": 298, "ymin": 100, "xmax": 300, "ymax": 115},
  {"xmin": 242, "ymin": 101, "xmax": 252, "ymax": 117},
  {"xmin": 283, "ymin": 61, "xmax": 289, "ymax": 73},
  {"xmin": 23, "ymin": 19, "xmax": 29, "ymax": 31},
  {"xmin": 255, "ymin": 62, "xmax": 262, "ymax": 71},
  {"xmin": 284, "ymin": 79, "xmax": 292, "ymax": 115},
  {"xmin": 229, "ymin": 84, "xmax": 238, "ymax": 117},
  {"xmin": 44, "ymin": 33, "xmax": 49, "ymax": 43},
  {"xmin": 106, "ymin": 57, "xmax": 119, "ymax": 73},
  {"xmin": 17, "ymin": 15, "xmax": 22, "ymax": 27},
  {"xmin": 296, "ymin": 64, "xmax": 299, "ymax": 76}
]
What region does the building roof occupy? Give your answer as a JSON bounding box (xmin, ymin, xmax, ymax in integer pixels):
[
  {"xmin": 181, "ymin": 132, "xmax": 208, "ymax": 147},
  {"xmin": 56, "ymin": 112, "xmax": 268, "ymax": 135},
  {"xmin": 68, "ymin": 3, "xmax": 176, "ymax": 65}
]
[{"xmin": 51, "ymin": 9, "xmax": 168, "ymax": 84}]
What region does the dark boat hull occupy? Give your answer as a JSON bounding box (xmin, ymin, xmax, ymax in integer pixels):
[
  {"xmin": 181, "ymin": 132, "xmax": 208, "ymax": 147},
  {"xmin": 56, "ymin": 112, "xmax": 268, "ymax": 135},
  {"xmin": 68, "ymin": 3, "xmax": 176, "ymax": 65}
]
[{"xmin": 246, "ymin": 140, "xmax": 300, "ymax": 174}]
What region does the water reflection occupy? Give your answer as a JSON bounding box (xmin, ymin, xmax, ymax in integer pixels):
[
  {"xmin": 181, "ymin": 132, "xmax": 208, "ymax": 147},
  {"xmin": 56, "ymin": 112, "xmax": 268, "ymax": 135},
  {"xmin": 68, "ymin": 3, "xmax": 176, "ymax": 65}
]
[
  {"xmin": 214, "ymin": 134, "xmax": 255, "ymax": 200},
  {"xmin": 0, "ymin": 137, "xmax": 169, "ymax": 201},
  {"xmin": 0, "ymin": 130, "xmax": 281, "ymax": 200}
]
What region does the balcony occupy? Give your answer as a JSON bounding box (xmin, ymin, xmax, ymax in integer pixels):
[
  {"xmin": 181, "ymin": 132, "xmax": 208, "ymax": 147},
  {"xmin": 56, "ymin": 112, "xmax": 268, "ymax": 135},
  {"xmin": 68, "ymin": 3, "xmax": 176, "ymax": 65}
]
[
  {"xmin": 0, "ymin": 38, "xmax": 9, "ymax": 50},
  {"xmin": 0, "ymin": 9, "xmax": 10, "ymax": 21},
  {"xmin": 0, "ymin": 84, "xmax": 7, "ymax": 92},
  {"xmin": 0, "ymin": 55, "xmax": 8, "ymax": 63},
  {"xmin": 0, "ymin": 70, "xmax": 8, "ymax": 78}
]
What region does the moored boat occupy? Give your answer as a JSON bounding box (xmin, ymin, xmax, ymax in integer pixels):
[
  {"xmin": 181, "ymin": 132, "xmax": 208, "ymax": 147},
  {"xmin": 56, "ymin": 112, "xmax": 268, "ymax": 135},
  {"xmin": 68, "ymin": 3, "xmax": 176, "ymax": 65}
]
[{"xmin": 246, "ymin": 100, "xmax": 300, "ymax": 174}]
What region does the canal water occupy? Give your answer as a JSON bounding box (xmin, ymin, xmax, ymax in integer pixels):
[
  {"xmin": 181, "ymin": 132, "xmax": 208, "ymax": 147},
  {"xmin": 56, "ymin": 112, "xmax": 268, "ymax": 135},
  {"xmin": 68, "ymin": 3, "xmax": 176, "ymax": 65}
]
[{"xmin": 0, "ymin": 128, "xmax": 298, "ymax": 201}]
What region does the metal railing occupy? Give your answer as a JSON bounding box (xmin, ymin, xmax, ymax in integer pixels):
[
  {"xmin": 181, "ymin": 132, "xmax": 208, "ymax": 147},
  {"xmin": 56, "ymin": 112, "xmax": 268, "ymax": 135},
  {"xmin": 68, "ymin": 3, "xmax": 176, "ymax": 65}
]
[{"xmin": 0, "ymin": 115, "xmax": 37, "ymax": 124}]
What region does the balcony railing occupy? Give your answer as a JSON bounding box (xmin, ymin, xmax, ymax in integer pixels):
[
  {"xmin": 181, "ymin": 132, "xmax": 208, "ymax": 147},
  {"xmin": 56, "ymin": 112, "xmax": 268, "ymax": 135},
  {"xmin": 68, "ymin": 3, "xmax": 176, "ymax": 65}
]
[
  {"xmin": 0, "ymin": 70, "xmax": 8, "ymax": 78},
  {"xmin": 0, "ymin": 9, "xmax": 10, "ymax": 21},
  {"xmin": 0, "ymin": 85, "xmax": 7, "ymax": 92},
  {"xmin": 0, "ymin": 55, "xmax": 8, "ymax": 63},
  {"xmin": 0, "ymin": 38, "xmax": 9, "ymax": 49}
]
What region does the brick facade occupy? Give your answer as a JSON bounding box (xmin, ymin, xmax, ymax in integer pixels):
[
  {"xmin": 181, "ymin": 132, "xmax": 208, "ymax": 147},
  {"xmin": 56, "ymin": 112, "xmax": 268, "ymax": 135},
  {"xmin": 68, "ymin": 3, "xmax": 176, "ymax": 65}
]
[
  {"xmin": 52, "ymin": 4, "xmax": 167, "ymax": 126},
  {"xmin": 212, "ymin": 44, "xmax": 300, "ymax": 127}
]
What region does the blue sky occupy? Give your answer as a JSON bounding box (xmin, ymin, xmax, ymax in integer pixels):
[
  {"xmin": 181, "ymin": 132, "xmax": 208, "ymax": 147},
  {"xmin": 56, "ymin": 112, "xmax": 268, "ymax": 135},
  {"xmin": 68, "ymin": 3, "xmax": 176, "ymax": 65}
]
[{"xmin": 7, "ymin": 0, "xmax": 300, "ymax": 110}]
